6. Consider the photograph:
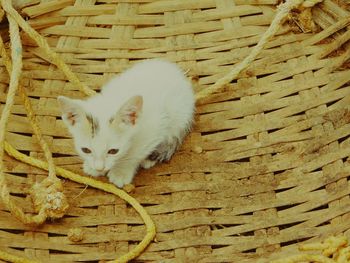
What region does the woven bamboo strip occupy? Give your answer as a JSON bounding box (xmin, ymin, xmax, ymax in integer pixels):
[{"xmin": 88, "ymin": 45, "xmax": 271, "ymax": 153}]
[{"xmin": 0, "ymin": 0, "xmax": 350, "ymax": 262}]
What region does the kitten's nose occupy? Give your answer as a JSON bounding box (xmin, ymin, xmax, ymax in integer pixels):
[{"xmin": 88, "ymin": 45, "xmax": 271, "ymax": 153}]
[{"xmin": 94, "ymin": 160, "xmax": 105, "ymax": 172}]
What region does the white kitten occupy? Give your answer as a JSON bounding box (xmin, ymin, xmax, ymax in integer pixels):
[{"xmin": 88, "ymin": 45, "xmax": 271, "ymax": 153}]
[{"xmin": 58, "ymin": 59, "xmax": 195, "ymax": 188}]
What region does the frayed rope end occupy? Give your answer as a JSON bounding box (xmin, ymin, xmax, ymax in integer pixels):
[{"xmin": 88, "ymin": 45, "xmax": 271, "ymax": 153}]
[{"xmin": 30, "ymin": 177, "xmax": 69, "ymax": 219}]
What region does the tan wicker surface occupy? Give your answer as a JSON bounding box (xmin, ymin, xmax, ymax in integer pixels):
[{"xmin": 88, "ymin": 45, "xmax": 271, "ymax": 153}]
[{"xmin": 1, "ymin": 0, "xmax": 350, "ymax": 262}]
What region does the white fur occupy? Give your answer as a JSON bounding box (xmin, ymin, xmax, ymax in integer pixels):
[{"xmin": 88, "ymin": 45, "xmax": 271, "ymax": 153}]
[{"xmin": 58, "ymin": 59, "xmax": 195, "ymax": 188}]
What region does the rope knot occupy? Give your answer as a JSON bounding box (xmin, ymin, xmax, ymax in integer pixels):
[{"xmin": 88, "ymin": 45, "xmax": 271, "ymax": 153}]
[{"xmin": 30, "ymin": 177, "xmax": 69, "ymax": 219}]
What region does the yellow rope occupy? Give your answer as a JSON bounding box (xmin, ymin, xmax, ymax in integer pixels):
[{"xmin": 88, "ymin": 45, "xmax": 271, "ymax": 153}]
[
  {"xmin": 3, "ymin": 141, "xmax": 156, "ymax": 263},
  {"xmin": 272, "ymin": 235, "xmax": 350, "ymax": 263},
  {"xmin": 0, "ymin": 0, "xmax": 154, "ymax": 262},
  {"xmin": 0, "ymin": 0, "xmax": 94, "ymax": 97},
  {"xmin": 0, "ymin": 10, "xmax": 51, "ymax": 225},
  {"xmin": 195, "ymin": 0, "xmax": 323, "ymax": 103},
  {"xmin": 0, "ymin": 0, "xmax": 324, "ymax": 262},
  {"xmin": 0, "ymin": 18, "xmax": 68, "ymax": 225}
]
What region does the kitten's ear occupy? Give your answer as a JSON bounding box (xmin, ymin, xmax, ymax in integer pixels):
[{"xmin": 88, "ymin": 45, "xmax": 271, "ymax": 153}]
[
  {"xmin": 113, "ymin": 95, "xmax": 143, "ymax": 126},
  {"xmin": 57, "ymin": 96, "xmax": 86, "ymax": 127}
]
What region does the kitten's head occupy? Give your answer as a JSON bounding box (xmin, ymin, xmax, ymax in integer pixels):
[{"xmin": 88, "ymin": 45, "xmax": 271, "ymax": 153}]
[{"xmin": 58, "ymin": 95, "xmax": 143, "ymax": 175}]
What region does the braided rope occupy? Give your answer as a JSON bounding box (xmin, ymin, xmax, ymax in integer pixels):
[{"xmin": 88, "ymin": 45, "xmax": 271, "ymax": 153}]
[
  {"xmin": 0, "ymin": 23, "xmax": 68, "ymax": 224},
  {"xmin": 195, "ymin": 0, "xmax": 323, "ymax": 102},
  {"xmin": 1, "ymin": 0, "xmax": 95, "ymax": 97},
  {"xmin": 0, "ymin": 0, "xmax": 154, "ymax": 262},
  {"xmin": 272, "ymin": 236, "xmax": 350, "ymax": 263},
  {"xmin": 0, "ymin": 11, "xmax": 50, "ymax": 225},
  {"xmin": 3, "ymin": 141, "xmax": 156, "ymax": 263},
  {"xmin": 0, "ymin": 0, "xmax": 324, "ymax": 262}
]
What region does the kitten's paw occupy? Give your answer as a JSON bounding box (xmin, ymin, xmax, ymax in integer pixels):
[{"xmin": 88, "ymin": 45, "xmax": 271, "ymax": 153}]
[
  {"xmin": 140, "ymin": 159, "xmax": 157, "ymax": 169},
  {"xmin": 83, "ymin": 163, "xmax": 102, "ymax": 177},
  {"xmin": 108, "ymin": 176, "xmax": 126, "ymax": 188},
  {"xmin": 107, "ymin": 170, "xmax": 134, "ymax": 188}
]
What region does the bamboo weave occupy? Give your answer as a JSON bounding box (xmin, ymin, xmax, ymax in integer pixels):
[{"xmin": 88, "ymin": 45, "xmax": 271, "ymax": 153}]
[{"xmin": 0, "ymin": 0, "xmax": 350, "ymax": 262}]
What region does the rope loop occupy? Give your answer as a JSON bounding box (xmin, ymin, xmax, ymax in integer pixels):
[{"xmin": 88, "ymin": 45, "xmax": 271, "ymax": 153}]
[
  {"xmin": 194, "ymin": 0, "xmax": 323, "ymax": 103},
  {"xmin": 0, "ymin": 0, "xmax": 324, "ymax": 262}
]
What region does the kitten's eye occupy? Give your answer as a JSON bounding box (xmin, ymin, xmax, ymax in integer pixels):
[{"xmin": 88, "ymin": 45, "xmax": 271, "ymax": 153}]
[
  {"xmin": 81, "ymin": 147, "xmax": 92, "ymax": 154},
  {"xmin": 108, "ymin": 149, "xmax": 119, "ymax": 155}
]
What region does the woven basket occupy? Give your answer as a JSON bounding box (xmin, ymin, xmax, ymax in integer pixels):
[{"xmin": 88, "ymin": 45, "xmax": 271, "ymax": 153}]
[{"xmin": 1, "ymin": 0, "xmax": 350, "ymax": 262}]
